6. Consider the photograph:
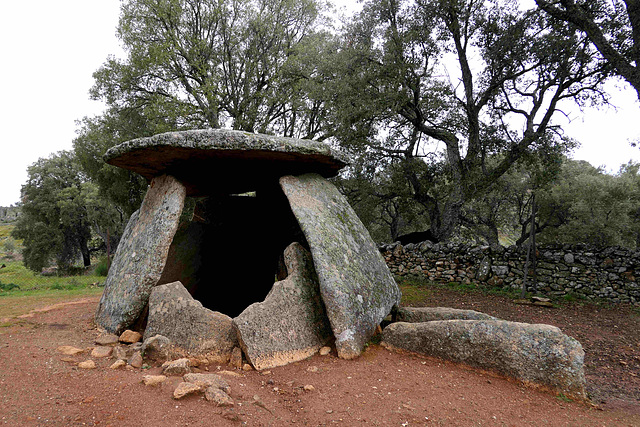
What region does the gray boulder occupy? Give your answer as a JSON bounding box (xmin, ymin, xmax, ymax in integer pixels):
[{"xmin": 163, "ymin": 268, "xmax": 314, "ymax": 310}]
[
  {"xmin": 233, "ymin": 243, "xmax": 333, "ymax": 370},
  {"xmin": 144, "ymin": 281, "xmax": 238, "ymax": 363},
  {"xmin": 280, "ymin": 174, "xmax": 401, "ymax": 359},
  {"xmin": 382, "ymin": 320, "xmax": 586, "ymax": 399},
  {"xmin": 95, "ymin": 174, "xmax": 186, "ymax": 334},
  {"xmin": 396, "ymin": 307, "xmax": 497, "ymax": 322}
]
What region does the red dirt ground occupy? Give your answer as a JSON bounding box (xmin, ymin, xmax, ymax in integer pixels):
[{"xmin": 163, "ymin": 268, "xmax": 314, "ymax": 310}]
[{"xmin": 0, "ymin": 288, "xmax": 639, "ymax": 426}]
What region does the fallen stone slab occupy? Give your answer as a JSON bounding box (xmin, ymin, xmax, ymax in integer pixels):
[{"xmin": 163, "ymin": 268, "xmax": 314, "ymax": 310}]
[
  {"xmin": 144, "ymin": 281, "xmax": 238, "ymax": 362},
  {"xmin": 162, "ymin": 358, "xmax": 192, "ymax": 376},
  {"xmin": 95, "ymin": 174, "xmax": 186, "ymax": 334},
  {"xmin": 205, "ymin": 387, "xmax": 234, "ymax": 406},
  {"xmin": 184, "ymin": 373, "xmax": 230, "ymax": 394},
  {"xmin": 173, "ymin": 382, "xmax": 201, "ymax": 399},
  {"xmin": 382, "ymin": 320, "xmax": 586, "ymax": 399},
  {"xmin": 395, "ymin": 307, "xmax": 497, "ymax": 323},
  {"xmin": 280, "ymin": 174, "xmax": 401, "ymax": 359},
  {"xmin": 234, "ymin": 243, "xmax": 333, "ymax": 370}
]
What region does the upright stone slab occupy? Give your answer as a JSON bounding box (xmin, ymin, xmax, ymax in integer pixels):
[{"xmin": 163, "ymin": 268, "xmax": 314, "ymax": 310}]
[
  {"xmin": 95, "ymin": 174, "xmax": 186, "ymax": 334},
  {"xmin": 280, "ymin": 174, "xmax": 401, "ymax": 359},
  {"xmin": 233, "ymin": 243, "xmax": 333, "ymax": 370},
  {"xmin": 382, "ymin": 320, "xmax": 586, "ymax": 399},
  {"xmin": 144, "ymin": 281, "xmax": 238, "ymax": 362}
]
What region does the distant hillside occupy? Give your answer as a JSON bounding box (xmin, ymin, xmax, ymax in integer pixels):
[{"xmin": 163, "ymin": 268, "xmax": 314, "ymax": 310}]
[{"xmin": 0, "ymin": 206, "xmax": 20, "ymax": 223}]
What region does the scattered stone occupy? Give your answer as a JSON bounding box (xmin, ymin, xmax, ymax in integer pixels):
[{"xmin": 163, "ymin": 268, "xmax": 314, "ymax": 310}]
[
  {"xmin": 218, "ymin": 370, "xmax": 242, "ymax": 378},
  {"xmin": 173, "ymin": 382, "xmax": 202, "ymax": 399},
  {"xmin": 234, "ymin": 243, "xmax": 333, "ymax": 370},
  {"xmin": 94, "ymin": 174, "xmax": 187, "ymax": 335},
  {"xmin": 382, "ymin": 320, "xmax": 586, "ymax": 399},
  {"xmin": 109, "ymin": 360, "xmax": 126, "ymax": 370},
  {"xmin": 95, "ymin": 334, "xmax": 119, "ymax": 346},
  {"xmin": 514, "ymin": 299, "xmax": 534, "ymax": 306},
  {"xmin": 144, "ymin": 281, "xmax": 238, "ymax": 362},
  {"xmin": 307, "ymin": 366, "xmax": 318, "ymax": 373},
  {"xmin": 531, "ymin": 296, "xmax": 551, "ymax": 303},
  {"xmin": 395, "ymin": 307, "xmax": 497, "ymax": 323},
  {"xmin": 280, "ymin": 174, "xmax": 401, "ymax": 359},
  {"xmin": 533, "ymin": 301, "xmax": 555, "ymax": 308},
  {"xmin": 252, "ymin": 395, "xmax": 273, "ymax": 414},
  {"xmin": 242, "ymin": 363, "xmax": 253, "ymax": 371},
  {"xmin": 91, "ymin": 346, "xmax": 113, "ymax": 358},
  {"xmin": 112, "ymin": 345, "xmax": 128, "ymax": 361},
  {"xmin": 230, "ymin": 347, "xmax": 243, "ymax": 369},
  {"xmin": 57, "ymin": 345, "xmax": 84, "ymax": 355},
  {"xmin": 119, "ymin": 330, "xmax": 143, "ymax": 344},
  {"xmin": 319, "ymin": 346, "xmax": 331, "ymax": 356},
  {"xmin": 303, "ymin": 384, "xmax": 315, "ymax": 392},
  {"xmin": 183, "ymin": 373, "xmax": 230, "ymax": 394},
  {"xmin": 60, "ymin": 357, "xmax": 76, "ymax": 363},
  {"xmin": 78, "ymin": 360, "xmax": 96, "ymax": 369},
  {"xmin": 142, "ymin": 375, "xmax": 167, "ymax": 386},
  {"xmin": 141, "ymin": 335, "xmax": 173, "ymax": 363},
  {"xmin": 129, "ymin": 351, "xmax": 143, "ymax": 368},
  {"xmin": 260, "ymin": 371, "xmax": 272, "ymax": 376},
  {"xmin": 205, "ymin": 387, "xmax": 234, "ymax": 406},
  {"xmin": 162, "ymin": 358, "xmax": 192, "ymax": 376}
]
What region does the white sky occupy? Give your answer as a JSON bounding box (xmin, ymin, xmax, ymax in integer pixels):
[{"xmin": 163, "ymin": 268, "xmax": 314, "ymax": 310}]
[{"xmin": 0, "ymin": 0, "xmax": 638, "ymax": 207}]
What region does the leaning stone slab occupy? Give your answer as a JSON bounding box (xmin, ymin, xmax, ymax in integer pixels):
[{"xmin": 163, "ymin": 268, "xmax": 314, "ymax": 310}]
[
  {"xmin": 95, "ymin": 175, "xmax": 186, "ymax": 334},
  {"xmin": 395, "ymin": 307, "xmax": 497, "ymax": 323},
  {"xmin": 234, "ymin": 243, "xmax": 333, "ymax": 369},
  {"xmin": 144, "ymin": 281, "xmax": 238, "ymax": 362},
  {"xmin": 382, "ymin": 320, "xmax": 586, "ymax": 399},
  {"xmin": 280, "ymin": 174, "xmax": 401, "ymax": 359}
]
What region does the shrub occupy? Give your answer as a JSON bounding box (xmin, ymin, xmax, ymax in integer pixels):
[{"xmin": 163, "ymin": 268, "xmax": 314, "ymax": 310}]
[{"xmin": 94, "ymin": 257, "xmax": 110, "ymax": 277}]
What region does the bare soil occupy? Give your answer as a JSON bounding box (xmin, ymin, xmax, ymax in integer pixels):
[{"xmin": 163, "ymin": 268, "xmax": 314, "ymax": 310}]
[{"xmin": 0, "ymin": 288, "xmax": 639, "ymax": 426}]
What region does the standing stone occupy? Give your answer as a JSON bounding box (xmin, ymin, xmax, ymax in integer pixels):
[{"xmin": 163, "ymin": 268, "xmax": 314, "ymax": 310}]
[
  {"xmin": 382, "ymin": 320, "xmax": 586, "ymax": 399},
  {"xmin": 234, "ymin": 243, "xmax": 333, "ymax": 370},
  {"xmin": 144, "ymin": 281, "xmax": 238, "ymax": 362},
  {"xmin": 95, "ymin": 175, "xmax": 186, "ymax": 334},
  {"xmin": 280, "ymin": 174, "xmax": 401, "ymax": 359}
]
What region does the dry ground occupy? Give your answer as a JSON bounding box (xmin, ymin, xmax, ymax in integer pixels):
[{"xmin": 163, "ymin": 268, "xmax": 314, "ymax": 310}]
[{"xmin": 0, "ymin": 286, "xmax": 639, "ymax": 426}]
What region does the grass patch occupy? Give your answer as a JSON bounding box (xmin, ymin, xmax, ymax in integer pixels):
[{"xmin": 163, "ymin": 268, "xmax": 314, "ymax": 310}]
[
  {"xmin": 0, "ymin": 287, "xmax": 103, "ymax": 319},
  {"xmin": 0, "ymin": 260, "xmax": 103, "ymax": 292}
]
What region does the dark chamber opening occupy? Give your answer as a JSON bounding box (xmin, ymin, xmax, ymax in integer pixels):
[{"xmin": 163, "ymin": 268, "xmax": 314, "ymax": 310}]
[{"xmin": 157, "ymin": 185, "xmax": 307, "ymax": 318}]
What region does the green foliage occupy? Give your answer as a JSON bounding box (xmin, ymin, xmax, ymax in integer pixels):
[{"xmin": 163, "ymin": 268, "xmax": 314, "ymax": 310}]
[
  {"xmin": 0, "ymin": 280, "xmax": 20, "ymax": 291},
  {"xmin": 0, "ymin": 260, "xmax": 103, "ymax": 293},
  {"xmin": 94, "ymin": 257, "xmax": 110, "ymax": 277}
]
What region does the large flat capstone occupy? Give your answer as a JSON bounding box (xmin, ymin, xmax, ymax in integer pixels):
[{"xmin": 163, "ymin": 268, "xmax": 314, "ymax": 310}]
[
  {"xmin": 95, "ymin": 175, "xmax": 186, "ymax": 334},
  {"xmin": 103, "ymin": 129, "xmax": 348, "ymax": 196},
  {"xmin": 280, "ymin": 173, "xmax": 401, "ymax": 359},
  {"xmin": 233, "ymin": 243, "xmax": 333, "ymax": 370},
  {"xmin": 144, "ymin": 281, "xmax": 238, "ymax": 362},
  {"xmin": 382, "ymin": 320, "xmax": 586, "ymax": 399}
]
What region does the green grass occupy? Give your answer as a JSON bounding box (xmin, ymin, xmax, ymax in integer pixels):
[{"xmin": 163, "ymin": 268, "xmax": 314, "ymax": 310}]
[{"xmin": 0, "ymin": 260, "xmax": 103, "ymax": 292}]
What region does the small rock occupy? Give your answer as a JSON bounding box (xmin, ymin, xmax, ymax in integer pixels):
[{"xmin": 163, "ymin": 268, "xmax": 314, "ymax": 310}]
[
  {"xmin": 218, "ymin": 370, "xmax": 242, "ymax": 378},
  {"xmin": 78, "ymin": 360, "xmax": 96, "ymax": 369},
  {"xmin": 119, "ymin": 330, "xmax": 142, "ymax": 344},
  {"xmin": 60, "ymin": 357, "xmax": 76, "ymax": 363},
  {"xmin": 109, "ymin": 360, "xmax": 126, "ymax": 370},
  {"xmin": 173, "ymin": 382, "xmax": 202, "ymax": 399},
  {"xmin": 319, "ymin": 346, "xmax": 331, "ymax": 356},
  {"xmin": 306, "ymin": 366, "xmax": 318, "ymax": 373},
  {"xmin": 95, "ymin": 334, "xmax": 119, "ymax": 346},
  {"xmin": 242, "ymin": 363, "xmax": 253, "ymax": 371},
  {"xmin": 252, "ymin": 395, "xmax": 273, "ymax": 413},
  {"xmin": 230, "ymin": 347, "xmax": 243, "ymax": 369},
  {"xmin": 183, "ymin": 373, "xmax": 230, "ymax": 393},
  {"xmin": 260, "ymin": 371, "xmax": 272, "ymax": 376},
  {"xmin": 142, "ymin": 375, "xmax": 167, "ymax": 386},
  {"xmin": 91, "ymin": 346, "xmax": 113, "ymax": 358},
  {"xmin": 112, "ymin": 345, "xmax": 127, "ymax": 361},
  {"xmin": 303, "ymin": 384, "xmax": 315, "ymax": 392},
  {"xmin": 141, "ymin": 335, "xmax": 173, "ymax": 363},
  {"xmin": 129, "ymin": 351, "xmax": 143, "ymax": 368},
  {"xmin": 57, "ymin": 345, "xmax": 84, "ymax": 355},
  {"xmin": 205, "ymin": 387, "xmax": 234, "ymax": 406},
  {"xmin": 533, "ymin": 301, "xmax": 554, "ymax": 308},
  {"xmin": 162, "ymin": 358, "xmax": 192, "ymax": 375}
]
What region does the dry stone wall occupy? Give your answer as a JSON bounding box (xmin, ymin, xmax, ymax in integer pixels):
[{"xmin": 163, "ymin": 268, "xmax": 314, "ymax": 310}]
[{"xmin": 381, "ymin": 241, "xmax": 640, "ymax": 304}]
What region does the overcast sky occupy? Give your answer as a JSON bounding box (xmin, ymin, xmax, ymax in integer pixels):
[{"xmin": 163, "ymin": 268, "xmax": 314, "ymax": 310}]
[{"xmin": 0, "ymin": 0, "xmax": 638, "ymax": 207}]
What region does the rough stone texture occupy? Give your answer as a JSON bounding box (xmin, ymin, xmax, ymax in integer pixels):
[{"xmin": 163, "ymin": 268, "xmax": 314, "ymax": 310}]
[
  {"xmin": 183, "ymin": 373, "xmax": 230, "ymax": 394},
  {"xmin": 144, "ymin": 282, "xmax": 238, "ymax": 362},
  {"xmin": 141, "ymin": 335, "xmax": 173, "ymax": 363},
  {"xmin": 95, "ymin": 334, "xmax": 119, "ymax": 346},
  {"xmin": 78, "ymin": 360, "xmax": 96, "ymax": 369},
  {"xmin": 103, "ymin": 129, "xmax": 348, "ymax": 197},
  {"xmin": 230, "ymin": 347, "xmax": 243, "ymax": 369},
  {"xmin": 112, "ymin": 346, "xmax": 128, "ymax": 361},
  {"xmin": 142, "ymin": 375, "xmax": 167, "ymax": 386},
  {"xmin": 396, "ymin": 307, "xmax": 497, "ymax": 323},
  {"xmin": 95, "ymin": 175, "xmax": 186, "ymax": 334},
  {"xmin": 119, "ymin": 330, "xmax": 142, "ymax": 344},
  {"xmin": 382, "ymin": 320, "xmax": 586, "ymax": 399},
  {"xmin": 128, "ymin": 351, "xmax": 143, "ymax": 368},
  {"xmin": 205, "ymin": 387, "xmax": 234, "ymax": 406},
  {"xmin": 57, "ymin": 346, "xmax": 83, "ymax": 356},
  {"xmin": 173, "ymin": 382, "xmax": 201, "ymax": 399},
  {"xmin": 109, "ymin": 360, "xmax": 126, "ymax": 370},
  {"xmin": 90, "ymin": 346, "xmax": 113, "ymax": 358},
  {"xmin": 162, "ymin": 358, "xmax": 192, "ymax": 376},
  {"xmin": 280, "ymin": 174, "xmax": 402, "ymax": 359},
  {"xmin": 234, "ymin": 243, "xmax": 333, "ymax": 369}
]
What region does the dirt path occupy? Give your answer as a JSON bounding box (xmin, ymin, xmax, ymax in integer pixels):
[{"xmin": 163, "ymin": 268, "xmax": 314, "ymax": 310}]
[{"xmin": 0, "ymin": 294, "xmax": 638, "ymax": 426}]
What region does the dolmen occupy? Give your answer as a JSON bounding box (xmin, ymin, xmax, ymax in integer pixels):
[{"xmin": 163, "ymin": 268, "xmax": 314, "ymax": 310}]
[{"xmin": 94, "ymin": 129, "xmax": 402, "ymax": 368}]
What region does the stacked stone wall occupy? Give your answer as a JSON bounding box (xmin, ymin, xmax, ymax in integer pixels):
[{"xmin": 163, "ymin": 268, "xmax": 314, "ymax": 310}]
[{"xmin": 381, "ymin": 241, "xmax": 640, "ymax": 304}]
